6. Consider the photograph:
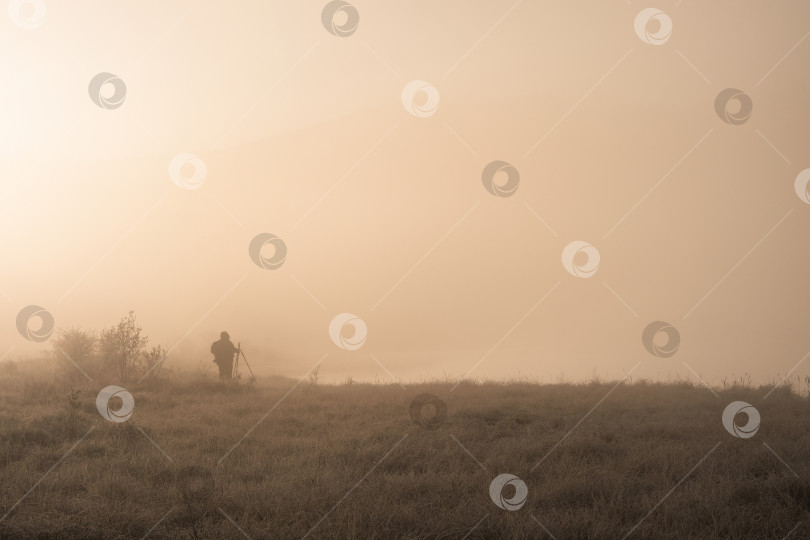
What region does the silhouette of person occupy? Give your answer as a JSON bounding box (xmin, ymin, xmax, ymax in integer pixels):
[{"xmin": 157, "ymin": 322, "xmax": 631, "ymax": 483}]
[{"xmin": 211, "ymin": 331, "xmax": 238, "ymax": 380}]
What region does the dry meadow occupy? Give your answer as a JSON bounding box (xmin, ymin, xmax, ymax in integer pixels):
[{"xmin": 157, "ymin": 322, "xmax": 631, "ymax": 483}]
[{"xmin": 1, "ymin": 360, "xmax": 808, "ymax": 539}]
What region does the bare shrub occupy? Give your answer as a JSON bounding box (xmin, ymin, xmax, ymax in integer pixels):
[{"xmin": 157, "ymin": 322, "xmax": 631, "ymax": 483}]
[
  {"xmin": 62, "ymin": 388, "xmax": 82, "ymax": 439},
  {"xmin": 139, "ymin": 345, "xmax": 167, "ymax": 385},
  {"xmin": 99, "ymin": 311, "xmax": 165, "ymax": 384}
]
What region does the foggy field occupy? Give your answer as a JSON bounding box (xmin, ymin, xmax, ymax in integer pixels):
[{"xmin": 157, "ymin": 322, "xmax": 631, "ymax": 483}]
[
  {"xmin": 5, "ymin": 0, "xmax": 810, "ymax": 538},
  {"xmin": 1, "ymin": 362, "xmax": 809, "ymax": 539}
]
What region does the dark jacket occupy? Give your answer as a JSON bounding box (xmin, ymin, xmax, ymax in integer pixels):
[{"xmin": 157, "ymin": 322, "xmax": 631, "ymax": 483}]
[{"xmin": 211, "ymin": 339, "xmax": 237, "ymax": 363}]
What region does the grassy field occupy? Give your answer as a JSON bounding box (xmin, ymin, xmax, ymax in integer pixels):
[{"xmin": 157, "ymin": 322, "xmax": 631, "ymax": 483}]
[{"xmin": 0, "ymin": 361, "xmax": 808, "ymax": 539}]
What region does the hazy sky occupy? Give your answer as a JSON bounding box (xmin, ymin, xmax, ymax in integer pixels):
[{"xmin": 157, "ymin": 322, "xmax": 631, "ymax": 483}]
[{"xmin": 2, "ymin": 1, "xmax": 809, "ymax": 385}]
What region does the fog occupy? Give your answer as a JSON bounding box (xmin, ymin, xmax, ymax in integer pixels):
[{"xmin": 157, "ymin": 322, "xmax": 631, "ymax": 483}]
[{"xmin": 2, "ymin": 1, "xmax": 809, "ymax": 385}]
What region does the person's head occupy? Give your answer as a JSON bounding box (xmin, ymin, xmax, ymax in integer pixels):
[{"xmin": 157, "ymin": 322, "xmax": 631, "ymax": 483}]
[{"xmin": 220, "ymin": 331, "xmax": 230, "ymax": 340}]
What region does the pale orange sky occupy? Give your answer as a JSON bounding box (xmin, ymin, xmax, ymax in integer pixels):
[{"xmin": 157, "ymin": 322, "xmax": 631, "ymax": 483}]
[{"xmin": 2, "ymin": 1, "xmax": 809, "ymax": 386}]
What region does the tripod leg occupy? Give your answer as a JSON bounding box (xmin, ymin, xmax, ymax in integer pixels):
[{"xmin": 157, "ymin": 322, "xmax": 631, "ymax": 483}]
[{"xmin": 239, "ymin": 348, "xmax": 256, "ymax": 380}]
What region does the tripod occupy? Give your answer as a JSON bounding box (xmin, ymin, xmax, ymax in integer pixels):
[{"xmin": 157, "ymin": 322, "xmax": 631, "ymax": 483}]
[{"xmin": 232, "ymin": 342, "xmax": 256, "ymax": 383}]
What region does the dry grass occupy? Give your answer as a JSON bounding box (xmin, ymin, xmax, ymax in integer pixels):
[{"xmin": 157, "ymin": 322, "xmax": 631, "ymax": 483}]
[{"xmin": 0, "ymin": 360, "xmax": 808, "ymax": 539}]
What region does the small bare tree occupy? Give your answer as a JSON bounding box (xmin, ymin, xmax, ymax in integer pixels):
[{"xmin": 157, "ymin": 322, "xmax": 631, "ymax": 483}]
[{"xmin": 99, "ymin": 311, "xmax": 149, "ymax": 383}]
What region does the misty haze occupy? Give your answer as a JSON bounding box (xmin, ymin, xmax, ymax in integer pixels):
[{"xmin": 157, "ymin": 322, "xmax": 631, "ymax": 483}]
[{"xmin": 1, "ymin": 1, "xmax": 810, "ymax": 538}]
